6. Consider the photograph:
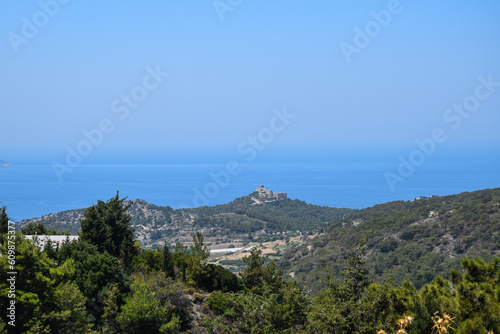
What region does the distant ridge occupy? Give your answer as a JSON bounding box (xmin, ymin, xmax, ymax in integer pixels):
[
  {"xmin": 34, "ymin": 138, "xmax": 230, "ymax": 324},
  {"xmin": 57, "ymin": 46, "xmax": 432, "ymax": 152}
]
[
  {"xmin": 282, "ymin": 187, "xmax": 500, "ymax": 291},
  {"xmin": 16, "ymin": 188, "xmax": 356, "ymax": 248},
  {"xmin": 14, "ymin": 187, "xmax": 500, "ymax": 288}
]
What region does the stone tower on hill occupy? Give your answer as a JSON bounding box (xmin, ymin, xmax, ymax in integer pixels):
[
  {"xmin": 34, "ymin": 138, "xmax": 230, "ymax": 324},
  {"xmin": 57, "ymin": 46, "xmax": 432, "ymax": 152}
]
[{"xmin": 256, "ymin": 185, "xmax": 287, "ymax": 199}]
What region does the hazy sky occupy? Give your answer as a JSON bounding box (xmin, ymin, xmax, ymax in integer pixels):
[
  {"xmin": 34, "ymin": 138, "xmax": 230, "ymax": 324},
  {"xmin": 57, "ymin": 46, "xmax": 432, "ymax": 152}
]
[{"xmin": 1, "ymin": 1, "xmax": 500, "ymax": 162}]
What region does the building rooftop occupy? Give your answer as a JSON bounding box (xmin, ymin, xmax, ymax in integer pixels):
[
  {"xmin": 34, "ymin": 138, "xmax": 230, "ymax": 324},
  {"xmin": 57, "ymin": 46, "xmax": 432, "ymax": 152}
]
[{"xmin": 25, "ymin": 235, "xmax": 79, "ymax": 248}]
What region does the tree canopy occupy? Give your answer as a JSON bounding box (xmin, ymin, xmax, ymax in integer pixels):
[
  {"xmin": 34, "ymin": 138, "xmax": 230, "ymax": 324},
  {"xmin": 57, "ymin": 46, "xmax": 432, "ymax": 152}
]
[
  {"xmin": 2, "ymin": 193, "xmax": 499, "ymax": 333},
  {"xmin": 79, "ymin": 192, "xmax": 138, "ymax": 270}
]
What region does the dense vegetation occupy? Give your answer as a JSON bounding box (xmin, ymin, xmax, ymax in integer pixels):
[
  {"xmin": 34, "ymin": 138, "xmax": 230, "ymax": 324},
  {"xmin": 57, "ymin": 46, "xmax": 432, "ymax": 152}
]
[
  {"xmin": 188, "ymin": 193, "xmax": 356, "ymax": 233},
  {"xmin": 203, "ymin": 240, "xmax": 499, "ymax": 333},
  {"xmin": 1, "ymin": 189, "xmax": 499, "ymax": 333},
  {"xmin": 283, "ymin": 188, "xmax": 500, "ymax": 292},
  {"xmin": 16, "ymin": 191, "xmax": 357, "ymax": 247},
  {"xmin": 0, "ymin": 195, "xmax": 243, "ymax": 333}
]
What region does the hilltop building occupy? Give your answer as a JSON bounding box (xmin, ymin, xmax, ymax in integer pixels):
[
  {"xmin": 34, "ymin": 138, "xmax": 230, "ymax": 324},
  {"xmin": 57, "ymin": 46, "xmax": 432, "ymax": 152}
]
[{"xmin": 256, "ymin": 185, "xmax": 287, "ymax": 200}]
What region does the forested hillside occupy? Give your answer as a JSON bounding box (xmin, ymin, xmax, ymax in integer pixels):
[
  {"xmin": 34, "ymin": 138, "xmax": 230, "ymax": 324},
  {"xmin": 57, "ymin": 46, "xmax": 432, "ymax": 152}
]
[
  {"xmin": 16, "ymin": 192, "xmax": 356, "ymax": 248},
  {"xmin": 282, "ymin": 188, "xmax": 500, "ymax": 291},
  {"xmin": 15, "ymin": 187, "xmax": 500, "ymax": 294},
  {"xmin": 185, "ymin": 193, "xmax": 354, "ymax": 239},
  {"xmin": 1, "ymin": 195, "xmax": 498, "ymax": 333}
]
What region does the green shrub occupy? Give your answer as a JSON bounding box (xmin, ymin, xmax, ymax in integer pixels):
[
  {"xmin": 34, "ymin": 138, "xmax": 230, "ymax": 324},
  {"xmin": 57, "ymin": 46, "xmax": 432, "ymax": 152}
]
[{"xmin": 207, "ymin": 292, "xmax": 230, "ymax": 316}]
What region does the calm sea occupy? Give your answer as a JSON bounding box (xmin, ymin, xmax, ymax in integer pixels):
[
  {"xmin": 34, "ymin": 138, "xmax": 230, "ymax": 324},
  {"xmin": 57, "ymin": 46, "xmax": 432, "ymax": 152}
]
[{"xmin": 1, "ymin": 150, "xmax": 499, "ymax": 222}]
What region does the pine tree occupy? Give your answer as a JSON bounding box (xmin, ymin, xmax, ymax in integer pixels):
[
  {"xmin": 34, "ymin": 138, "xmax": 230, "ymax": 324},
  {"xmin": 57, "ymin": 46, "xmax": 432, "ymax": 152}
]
[
  {"xmin": 0, "ymin": 206, "xmax": 9, "ymax": 236},
  {"xmin": 79, "ymin": 192, "xmax": 138, "ymax": 270},
  {"xmin": 240, "ymin": 247, "xmax": 266, "ymax": 292},
  {"xmin": 162, "ymin": 241, "xmax": 175, "ymax": 278},
  {"xmin": 21, "ymin": 222, "xmax": 48, "ymax": 235},
  {"xmin": 240, "ymin": 247, "xmax": 284, "ymax": 295},
  {"xmin": 190, "ymin": 232, "xmax": 210, "ymax": 265},
  {"xmin": 186, "ymin": 232, "xmax": 211, "ymax": 286},
  {"xmin": 101, "ymin": 284, "xmax": 120, "ymax": 334},
  {"xmin": 307, "ymin": 237, "xmax": 371, "ymax": 333}
]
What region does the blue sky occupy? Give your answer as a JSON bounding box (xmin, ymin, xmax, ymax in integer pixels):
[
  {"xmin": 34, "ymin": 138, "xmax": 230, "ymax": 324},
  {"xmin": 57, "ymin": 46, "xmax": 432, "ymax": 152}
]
[
  {"xmin": 1, "ymin": 1, "xmax": 500, "ymax": 220},
  {"xmin": 1, "ymin": 0, "xmax": 500, "ymax": 161}
]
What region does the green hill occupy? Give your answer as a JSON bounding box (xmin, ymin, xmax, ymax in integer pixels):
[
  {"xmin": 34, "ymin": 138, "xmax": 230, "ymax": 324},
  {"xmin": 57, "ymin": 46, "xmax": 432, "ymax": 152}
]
[
  {"xmin": 186, "ymin": 192, "xmax": 355, "ymax": 234},
  {"xmin": 16, "ymin": 191, "xmax": 356, "ymax": 248},
  {"xmin": 281, "ymin": 188, "xmax": 500, "ymax": 292},
  {"xmin": 16, "ymin": 187, "xmax": 500, "ymax": 291}
]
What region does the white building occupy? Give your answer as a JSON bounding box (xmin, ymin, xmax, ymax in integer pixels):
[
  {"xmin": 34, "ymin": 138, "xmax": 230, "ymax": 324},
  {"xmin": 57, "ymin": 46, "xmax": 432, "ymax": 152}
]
[{"xmin": 25, "ymin": 235, "xmax": 79, "ymax": 248}]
